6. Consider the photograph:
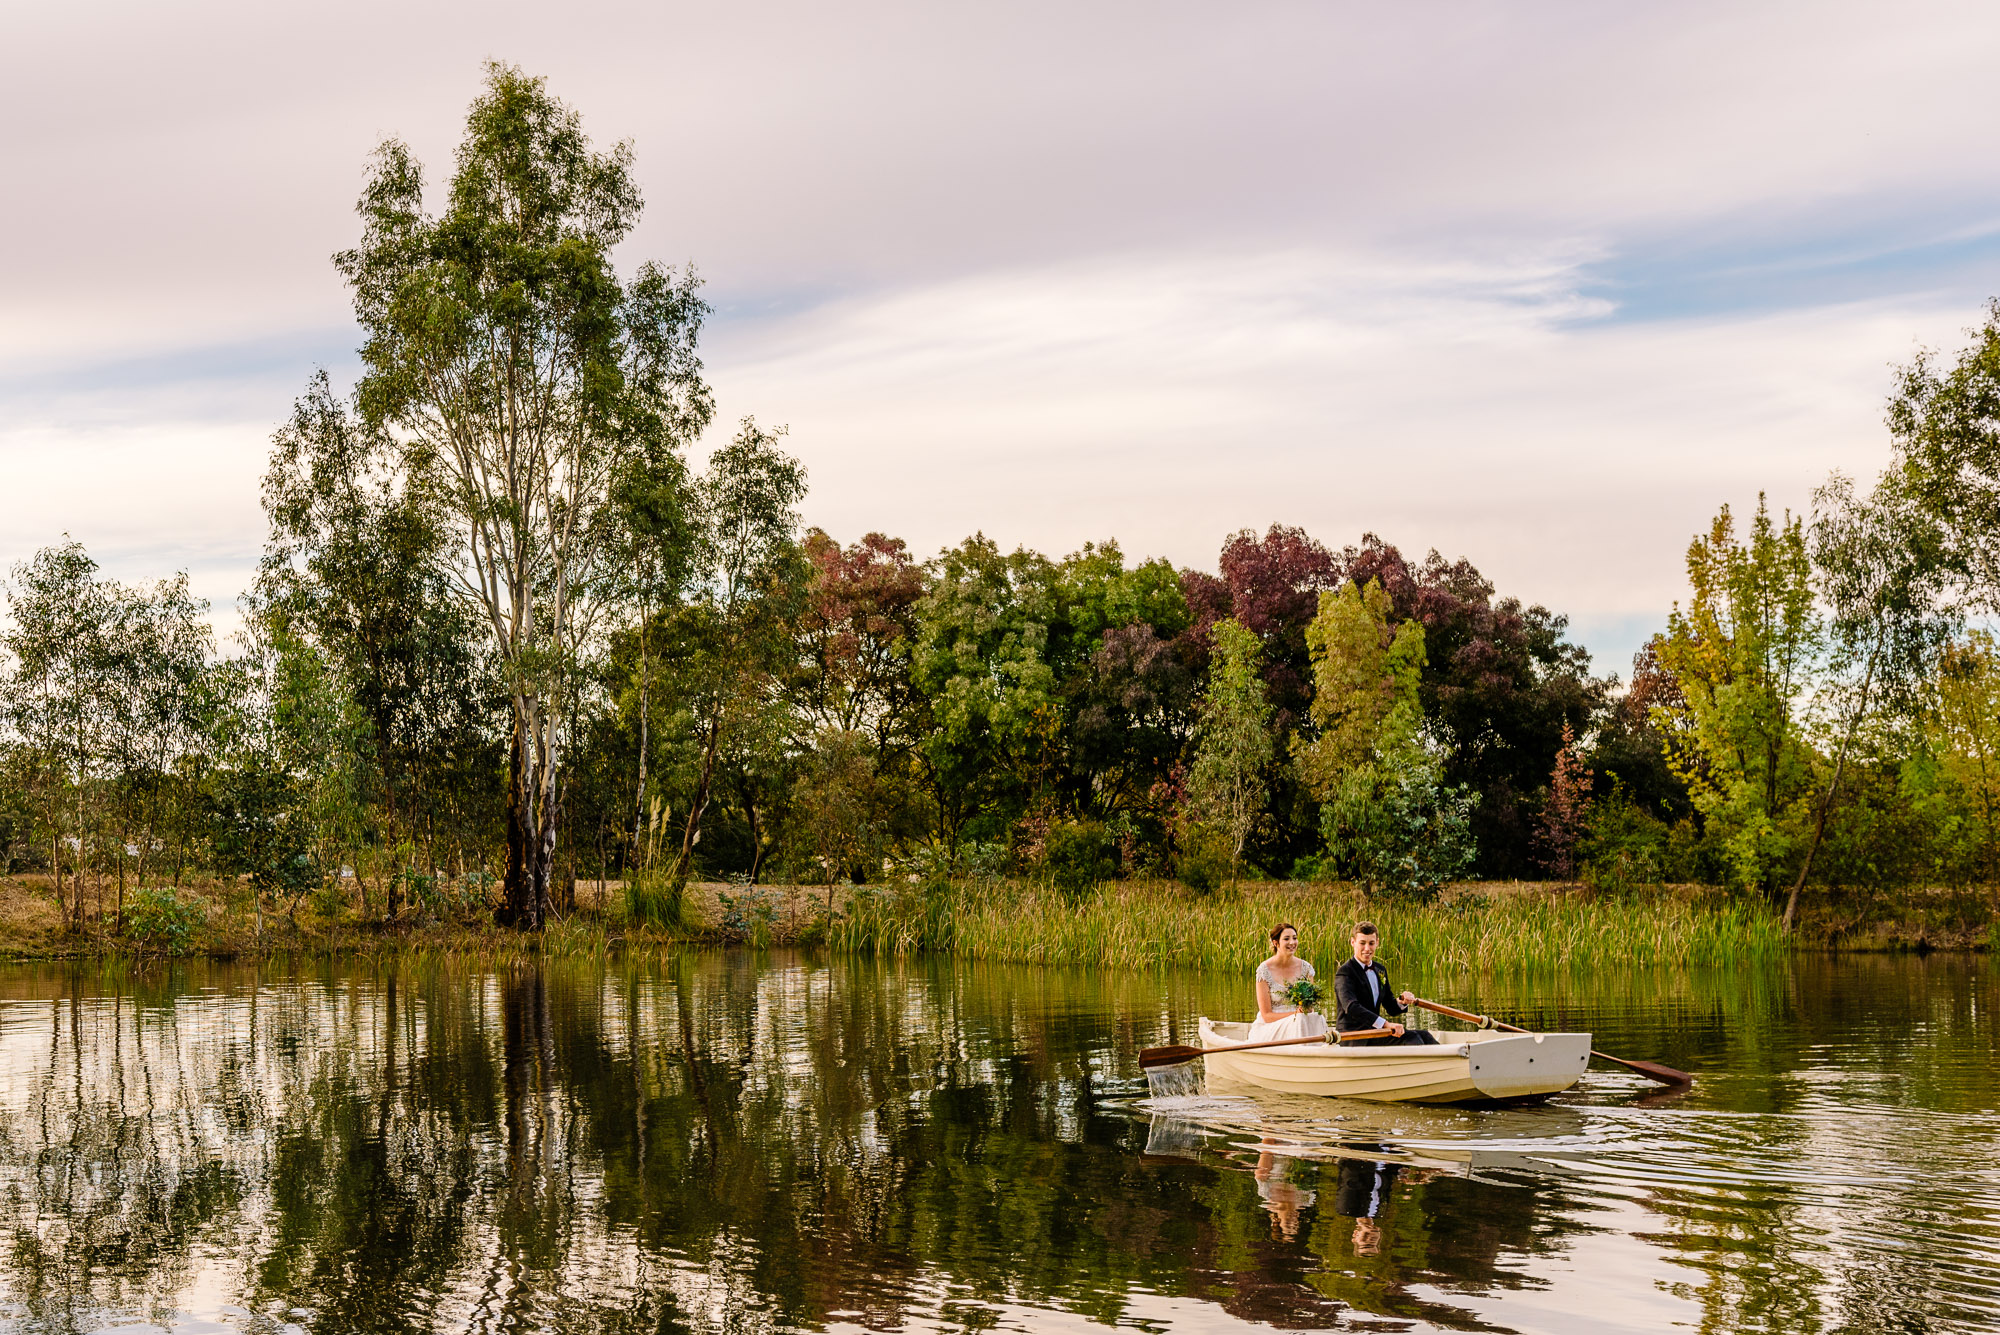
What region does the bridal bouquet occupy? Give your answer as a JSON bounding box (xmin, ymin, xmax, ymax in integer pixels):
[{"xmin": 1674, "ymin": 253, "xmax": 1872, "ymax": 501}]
[{"xmin": 1283, "ymin": 977, "xmax": 1325, "ymax": 1013}]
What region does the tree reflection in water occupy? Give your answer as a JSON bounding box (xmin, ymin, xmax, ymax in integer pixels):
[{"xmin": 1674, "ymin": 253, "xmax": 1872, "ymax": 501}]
[{"xmin": 0, "ymin": 952, "xmax": 1989, "ymax": 1334}]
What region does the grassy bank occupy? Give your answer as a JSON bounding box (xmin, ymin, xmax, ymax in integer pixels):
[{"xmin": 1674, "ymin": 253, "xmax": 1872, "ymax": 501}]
[
  {"xmin": 0, "ymin": 873, "xmax": 1987, "ymax": 964},
  {"xmin": 836, "ymin": 879, "xmax": 1798, "ymax": 972}
]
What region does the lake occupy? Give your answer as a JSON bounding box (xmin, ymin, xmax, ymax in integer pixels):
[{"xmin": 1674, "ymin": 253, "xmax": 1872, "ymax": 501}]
[{"xmin": 0, "ymin": 949, "xmax": 1991, "ymax": 1334}]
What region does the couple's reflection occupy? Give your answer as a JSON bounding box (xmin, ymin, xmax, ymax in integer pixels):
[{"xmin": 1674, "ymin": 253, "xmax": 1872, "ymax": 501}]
[{"xmin": 1254, "ymin": 1140, "xmax": 1430, "ymax": 1252}]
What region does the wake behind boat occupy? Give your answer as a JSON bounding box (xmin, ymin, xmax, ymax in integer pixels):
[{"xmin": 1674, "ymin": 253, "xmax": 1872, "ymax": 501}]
[{"xmin": 1196, "ymin": 1016, "xmax": 1593, "ymax": 1104}]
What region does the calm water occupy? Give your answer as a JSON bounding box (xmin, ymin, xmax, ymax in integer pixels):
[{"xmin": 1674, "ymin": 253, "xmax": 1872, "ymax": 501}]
[{"xmin": 0, "ymin": 950, "xmax": 1992, "ymax": 1335}]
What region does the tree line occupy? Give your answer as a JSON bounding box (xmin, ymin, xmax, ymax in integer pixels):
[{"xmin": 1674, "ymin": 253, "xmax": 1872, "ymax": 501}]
[{"xmin": 3, "ymin": 66, "xmax": 1999, "ymax": 934}]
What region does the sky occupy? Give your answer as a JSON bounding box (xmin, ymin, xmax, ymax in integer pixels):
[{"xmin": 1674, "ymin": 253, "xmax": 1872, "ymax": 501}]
[{"xmin": 7, "ymin": 1, "xmax": 2000, "ymax": 675}]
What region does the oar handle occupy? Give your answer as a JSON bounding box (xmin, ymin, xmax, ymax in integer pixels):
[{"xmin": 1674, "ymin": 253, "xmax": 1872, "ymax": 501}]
[{"xmin": 1412, "ymin": 997, "xmax": 1506, "ymax": 1030}]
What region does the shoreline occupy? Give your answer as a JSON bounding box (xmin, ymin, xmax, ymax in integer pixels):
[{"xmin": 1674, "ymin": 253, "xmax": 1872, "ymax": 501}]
[{"xmin": 0, "ymin": 875, "xmax": 1989, "ymax": 965}]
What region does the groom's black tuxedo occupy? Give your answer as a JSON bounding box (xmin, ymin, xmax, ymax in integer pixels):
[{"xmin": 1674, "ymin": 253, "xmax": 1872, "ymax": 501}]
[{"xmin": 1332, "ymin": 957, "xmax": 1405, "ymax": 1034}]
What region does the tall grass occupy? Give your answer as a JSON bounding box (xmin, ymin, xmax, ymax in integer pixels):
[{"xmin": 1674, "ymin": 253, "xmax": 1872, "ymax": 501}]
[{"xmin": 832, "ymin": 878, "xmax": 1788, "ymax": 972}]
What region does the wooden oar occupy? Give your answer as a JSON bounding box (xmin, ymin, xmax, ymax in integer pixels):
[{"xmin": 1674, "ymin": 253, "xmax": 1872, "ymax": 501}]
[
  {"xmin": 1138, "ymin": 1029, "xmax": 1388, "ymax": 1070},
  {"xmin": 1412, "ymin": 996, "xmax": 1692, "ymax": 1086}
]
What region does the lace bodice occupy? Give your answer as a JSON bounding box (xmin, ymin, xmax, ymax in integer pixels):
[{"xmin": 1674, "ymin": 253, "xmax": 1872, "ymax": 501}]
[{"xmin": 1255, "ymin": 959, "xmax": 1315, "ymax": 1014}]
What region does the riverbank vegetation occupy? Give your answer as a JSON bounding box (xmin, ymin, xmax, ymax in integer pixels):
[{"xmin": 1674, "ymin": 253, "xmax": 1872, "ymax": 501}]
[{"xmin": 2, "ymin": 67, "xmax": 1998, "ymax": 957}]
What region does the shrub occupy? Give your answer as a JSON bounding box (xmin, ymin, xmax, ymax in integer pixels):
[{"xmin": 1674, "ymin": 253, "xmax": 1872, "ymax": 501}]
[
  {"xmin": 1320, "ymin": 728, "xmax": 1479, "ymax": 901},
  {"xmin": 1581, "ymin": 787, "xmax": 1670, "ymax": 891},
  {"xmin": 1045, "ymin": 820, "xmax": 1118, "ymax": 900},
  {"xmin": 1176, "ymin": 822, "xmax": 1232, "ymax": 895},
  {"xmin": 1288, "ymin": 852, "xmax": 1336, "ymax": 883},
  {"xmin": 125, "ymin": 887, "xmax": 204, "ymax": 955},
  {"xmin": 311, "ymin": 878, "xmax": 351, "ymax": 922},
  {"xmin": 717, "ymin": 886, "xmax": 777, "ymax": 946}
]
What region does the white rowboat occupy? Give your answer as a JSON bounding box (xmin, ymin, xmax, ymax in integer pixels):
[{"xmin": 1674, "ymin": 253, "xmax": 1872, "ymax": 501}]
[{"xmin": 1196, "ymin": 1017, "xmax": 1592, "ymax": 1104}]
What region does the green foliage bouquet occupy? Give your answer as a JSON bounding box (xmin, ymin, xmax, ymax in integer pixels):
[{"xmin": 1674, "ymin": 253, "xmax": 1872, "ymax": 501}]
[{"xmin": 1283, "ymin": 977, "xmax": 1326, "ymax": 1013}]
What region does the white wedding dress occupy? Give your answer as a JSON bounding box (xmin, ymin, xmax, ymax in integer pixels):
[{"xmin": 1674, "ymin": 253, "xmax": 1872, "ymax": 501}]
[{"xmin": 1248, "ymin": 959, "xmax": 1329, "ymax": 1042}]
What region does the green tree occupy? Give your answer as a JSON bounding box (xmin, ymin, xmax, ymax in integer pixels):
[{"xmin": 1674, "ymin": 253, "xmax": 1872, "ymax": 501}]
[
  {"xmin": 336, "ymin": 64, "xmax": 710, "ymax": 928},
  {"xmin": 259, "ymin": 371, "xmax": 501, "ymax": 917},
  {"xmin": 909, "ymin": 537, "xmax": 1190, "ymax": 857},
  {"xmin": 1782, "ymin": 472, "xmax": 1955, "ymax": 924},
  {"xmin": 1183, "ymin": 618, "xmax": 1272, "ymax": 881},
  {"xmin": 101, "ymin": 572, "xmax": 214, "ymax": 920},
  {"xmin": 1654, "ymin": 497, "xmax": 1820, "ymax": 893},
  {"xmin": 1888, "ymin": 298, "xmax": 2000, "ymax": 609},
  {"xmin": 1294, "ymin": 579, "xmax": 1425, "ymax": 797},
  {"xmin": 1298, "ymin": 579, "xmax": 1475, "ymax": 897},
  {"xmin": 789, "ymin": 729, "xmax": 882, "ymax": 917},
  {"xmin": 210, "ymin": 617, "xmax": 369, "ymax": 928},
  {"xmin": 664, "ymin": 419, "xmax": 808, "ymax": 892},
  {"xmin": 1933, "ymin": 632, "xmax": 2000, "ymax": 880},
  {"xmin": 1, "ymin": 541, "xmax": 117, "ymax": 927},
  {"xmin": 908, "ymin": 537, "xmax": 1062, "ymax": 850}
]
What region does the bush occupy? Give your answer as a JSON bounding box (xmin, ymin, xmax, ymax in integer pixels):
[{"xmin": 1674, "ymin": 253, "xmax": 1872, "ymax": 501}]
[
  {"xmin": 1045, "ymin": 820, "xmax": 1118, "ymax": 900},
  {"xmin": 717, "ymin": 885, "xmax": 777, "ymax": 946},
  {"xmin": 1176, "ymin": 823, "xmax": 1233, "ymax": 895},
  {"xmin": 1288, "ymin": 852, "xmax": 1336, "ymax": 883},
  {"xmin": 125, "ymin": 887, "xmax": 204, "ymax": 954},
  {"xmin": 1320, "ymin": 733, "xmax": 1479, "ymax": 901},
  {"xmin": 311, "ymin": 877, "xmax": 351, "ymax": 922}
]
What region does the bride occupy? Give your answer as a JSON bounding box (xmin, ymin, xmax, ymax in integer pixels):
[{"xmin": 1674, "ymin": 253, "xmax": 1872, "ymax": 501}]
[{"xmin": 1250, "ymin": 922, "xmax": 1329, "ymax": 1042}]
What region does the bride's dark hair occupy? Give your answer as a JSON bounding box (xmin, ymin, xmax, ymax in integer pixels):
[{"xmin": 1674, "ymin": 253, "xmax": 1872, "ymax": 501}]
[{"xmin": 1269, "ymin": 922, "xmax": 1297, "ymax": 946}]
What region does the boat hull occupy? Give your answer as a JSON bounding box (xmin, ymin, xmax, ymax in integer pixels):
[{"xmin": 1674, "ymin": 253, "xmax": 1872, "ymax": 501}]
[{"xmin": 1197, "ymin": 1018, "xmax": 1591, "ymax": 1104}]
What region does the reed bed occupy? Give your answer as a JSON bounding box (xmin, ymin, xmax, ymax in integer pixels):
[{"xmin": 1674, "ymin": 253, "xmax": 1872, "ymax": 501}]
[{"xmin": 833, "ymin": 879, "xmax": 1788, "ymax": 973}]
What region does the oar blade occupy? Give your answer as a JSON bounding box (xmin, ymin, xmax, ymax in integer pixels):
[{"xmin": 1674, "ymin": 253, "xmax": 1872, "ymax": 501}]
[
  {"xmin": 1597, "ymin": 1053, "xmax": 1693, "ymax": 1086},
  {"xmin": 1138, "ymin": 1044, "xmax": 1208, "ymax": 1070}
]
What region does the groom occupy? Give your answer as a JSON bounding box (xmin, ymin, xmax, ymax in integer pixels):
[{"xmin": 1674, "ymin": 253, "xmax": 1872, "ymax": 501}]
[{"xmin": 1333, "ymin": 922, "xmax": 1437, "ymax": 1045}]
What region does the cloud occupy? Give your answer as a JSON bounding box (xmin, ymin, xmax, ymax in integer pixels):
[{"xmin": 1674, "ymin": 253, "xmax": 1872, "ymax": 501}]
[
  {"xmin": 6, "ymin": 1, "xmax": 2000, "ymax": 676},
  {"xmin": 709, "ymin": 245, "xmax": 1955, "ymax": 671}
]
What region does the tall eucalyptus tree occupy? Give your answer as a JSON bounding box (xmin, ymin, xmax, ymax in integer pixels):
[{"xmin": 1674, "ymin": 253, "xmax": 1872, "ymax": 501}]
[{"xmin": 336, "ymin": 65, "xmax": 711, "ymax": 926}]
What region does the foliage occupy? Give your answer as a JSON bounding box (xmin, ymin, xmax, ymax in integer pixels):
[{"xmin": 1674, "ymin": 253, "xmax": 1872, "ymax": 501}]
[
  {"xmin": 259, "ymin": 370, "xmax": 501, "ymax": 914},
  {"xmin": 1295, "ymin": 578, "xmax": 1475, "ymax": 898},
  {"xmin": 123, "ymin": 886, "xmax": 205, "ymax": 954},
  {"xmin": 1044, "ymin": 819, "xmax": 1118, "ymax": 900},
  {"xmin": 0, "ymin": 542, "xmax": 216, "ymax": 928},
  {"xmin": 1933, "ymin": 633, "xmax": 2000, "ymax": 880},
  {"xmin": 1320, "ymin": 726, "xmax": 1481, "ymax": 901},
  {"xmin": 1781, "ymin": 471, "xmax": 1957, "ymax": 922},
  {"xmin": 662, "ymin": 420, "xmax": 809, "ymax": 886},
  {"xmin": 1340, "ymin": 536, "xmax": 1608, "ymax": 879},
  {"xmin": 715, "ymin": 885, "xmax": 778, "ymax": 946},
  {"xmin": 1535, "ymin": 723, "xmax": 1593, "ymax": 879},
  {"xmin": 1280, "ymin": 975, "xmax": 1325, "ymax": 1013},
  {"xmin": 1653, "ymin": 496, "xmax": 1821, "ymax": 893},
  {"xmin": 1176, "ymin": 823, "xmax": 1232, "ymax": 894},
  {"xmin": 336, "ymin": 63, "xmax": 712, "ymax": 928},
  {"xmin": 1887, "ymin": 296, "xmax": 2000, "ymax": 609},
  {"xmin": 1184, "ymin": 619, "xmax": 1272, "ymax": 879},
  {"xmin": 1295, "ymin": 579, "xmax": 1425, "ymax": 798},
  {"xmin": 909, "ymin": 536, "xmax": 1192, "ymax": 849},
  {"xmin": 789, "ymin": 729, "xmax": 882, "ymax": 897}
]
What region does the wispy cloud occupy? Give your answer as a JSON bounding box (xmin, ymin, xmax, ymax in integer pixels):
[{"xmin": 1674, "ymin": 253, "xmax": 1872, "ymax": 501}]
[{"xmin": 7, "ymin": 1, "xmax": 2000, "ymax": 676}]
